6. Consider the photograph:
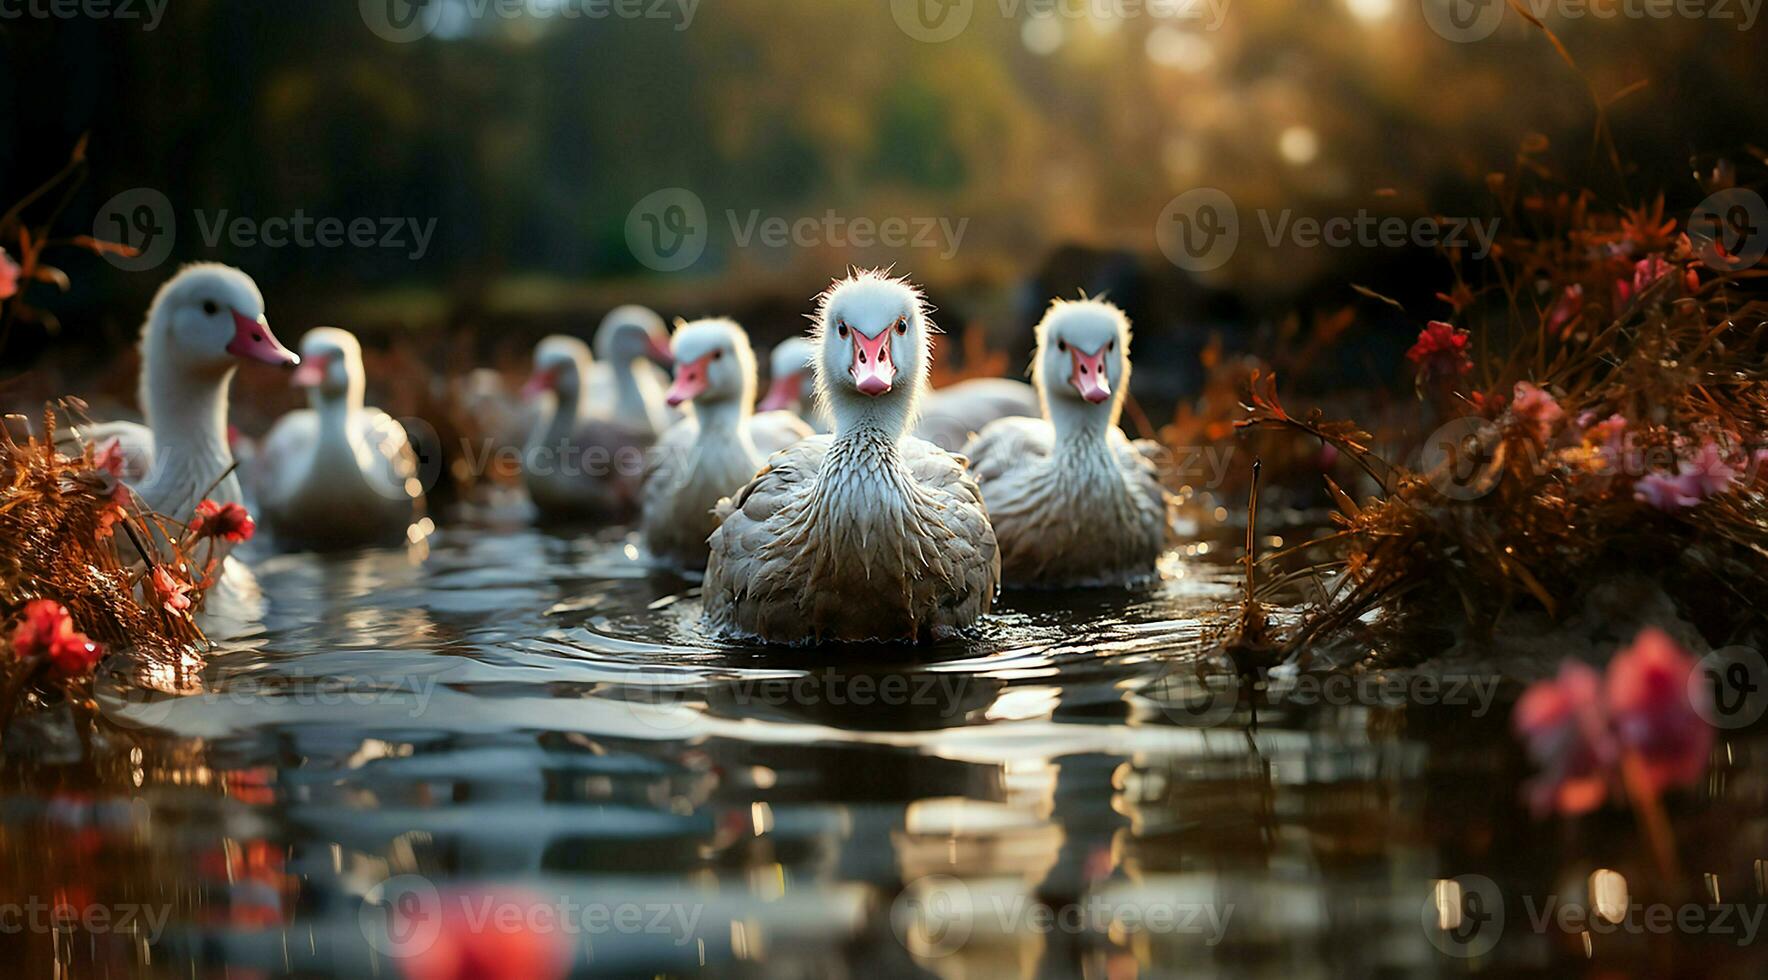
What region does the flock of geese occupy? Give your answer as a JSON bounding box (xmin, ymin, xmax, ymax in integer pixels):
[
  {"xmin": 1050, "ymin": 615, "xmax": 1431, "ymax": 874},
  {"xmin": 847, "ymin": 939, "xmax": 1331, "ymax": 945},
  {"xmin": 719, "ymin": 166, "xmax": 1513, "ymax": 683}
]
[{"xmin": 74, "ymin": 264, "xmax": 1176, "ymax": 644}]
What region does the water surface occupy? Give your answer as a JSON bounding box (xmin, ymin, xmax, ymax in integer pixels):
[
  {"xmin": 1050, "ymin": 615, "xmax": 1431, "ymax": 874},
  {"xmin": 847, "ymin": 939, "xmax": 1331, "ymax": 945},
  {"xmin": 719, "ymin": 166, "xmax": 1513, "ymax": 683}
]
[{"xmin": 2, "ymin": 524, "xmax": 1763, "ymax": 977}]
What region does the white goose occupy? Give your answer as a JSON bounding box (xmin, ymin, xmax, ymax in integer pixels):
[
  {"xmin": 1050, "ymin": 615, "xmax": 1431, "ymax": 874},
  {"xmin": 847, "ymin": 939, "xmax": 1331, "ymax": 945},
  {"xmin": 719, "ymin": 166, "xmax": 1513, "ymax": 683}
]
[
  {"xmin": 83, "ymin": 265, "xmax": 299, "ymax": 622},
  {"xmin": 522, "ymin": 335, "xmax": 651, "ymax": 521},
  {"xmin": 757, "ymin": 336, "xmax": 829, "ymax": 431},
  {"xmin": 641, "ymin": 318, "xmax": 812, "ymax": 571},
  {"xmin": 962, "ymin": 298, "xmax": 1173, "ymax": 587},
  {"xmin": 588, "ymin": 304, "xmax": 675, "ymax": 436},
  {"xmin": 255, "ymin": 328, "xmax": 425, "ymax": 551},
  {"xmin": 758, "ymin": 337, "xmax": 1038, "ymax": 450},
  {"xmin": 703, "ymin": 271, "xmax": 1000, "ymax": 643}
]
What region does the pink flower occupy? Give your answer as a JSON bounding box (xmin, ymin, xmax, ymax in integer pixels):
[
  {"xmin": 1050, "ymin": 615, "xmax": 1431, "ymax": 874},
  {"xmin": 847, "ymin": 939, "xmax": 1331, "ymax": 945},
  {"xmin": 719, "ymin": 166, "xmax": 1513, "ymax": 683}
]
[
  {"xmin": 396, "ymin": 889, "xmax": 571, "ymax": 980},
  {"xmin": 151, "ymin": 567, "xmax": 194, "ymax": 615},
  {"xmin": 92, "ymin": 438, "xmax": 132, "ymax": 503},
  {"xmin": 1675, "ymin": 441, "xmax": 1738, "ymax": 499},
  {"xmin": 1635, "ymin": 472, "xmax": 1698, "ymax": 511},
  {"xmin": 1405, "ymin": 321, "xmax": 1473, "ymax": 382},
  {"xmin": 1509, "ymin": 382, "xmax": 1564, "ymax": 444},
  {"xmin": 1634, "ymin": 441, "xmax": 1740, "ymax": 511},
  {"xmin": 1514, "ymin": 660, "xmax": 1615, "ymax": 817},
  {"xmin": 0, "ymin": 247, "xmax": 18, "ymax": 301},
  {"xmin": 1606, "ymin": 628, "xmax": 1712, "ymax": 796},
  {"xmin": 1579, "ymin": 413, "xmax": 1628, "ymax": 465},
  {"xmin": 190, "ymin": 499, "xmax": 255, "ymax": 544},
  {"xmin": 1545, "ymin": 284, "xmax": 1583, "ymax": 338},
  {"xmin": 10, "ymin": 600, "xmax": 104, "ymax": 677},
  {"xmin": 1616, "ymin": 255, "xmax": 1671, "ymax": 305},
  {"xmin": 1513, "ymin": 629, "xmax": 1714, "ymax": 818}
]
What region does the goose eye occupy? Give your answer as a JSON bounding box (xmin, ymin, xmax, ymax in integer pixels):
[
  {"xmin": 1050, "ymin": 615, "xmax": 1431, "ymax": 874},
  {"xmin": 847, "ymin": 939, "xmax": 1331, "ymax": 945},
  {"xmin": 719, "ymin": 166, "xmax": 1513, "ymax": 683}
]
[
  {"xmin": 837, "ymin": 321, "xmax": 849, "ymax": 339},
  {"xmin": 1106, "ymin": 340, "xmax": 1114, "ymax": 352},
  {"xmin": 894, "ymin": 317, "xmax": 908, "ymax": 336},
  {"xmin": 1057, "ymin": 339, "xmax": 1068, "ymax": 353},
  {"xmin": 712, "ymin": 350, "xmax": 723, "ymax": 361},
  {"xmin": 202, "ymin": 301, "xmax": 220, "ymax": 317}
]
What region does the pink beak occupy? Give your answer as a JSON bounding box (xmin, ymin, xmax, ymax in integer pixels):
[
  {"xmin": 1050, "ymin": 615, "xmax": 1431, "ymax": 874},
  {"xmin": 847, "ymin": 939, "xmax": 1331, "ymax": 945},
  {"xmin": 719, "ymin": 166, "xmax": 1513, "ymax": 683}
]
[
  {"xmin": 850, "ymin": 329, "xmax": 895, "ymax": 397},
  {"xmin": 1069, "ymin": 345, "xmax": 1112, "ymax": 404},
  {"xmin": 227, "ymin": 311, "xmax": 300, "ymax": 367},
  {"xmin": 666, "ymin": 353, "xmax": 713, "ymax": 407},
  {"xmin": 522, "ymin": 366, "xmax": 561, "ymax": 400},
  {"xmin": 646, "ymin": 334, "xmax": 675, "ymax": 369},
  {"xmin": 758, "ymin": 373, "xmax": 802, "ymax": 413},
  {"xmin": 291, "ymin": 353, "xmax": 330, "ymax": 388}
]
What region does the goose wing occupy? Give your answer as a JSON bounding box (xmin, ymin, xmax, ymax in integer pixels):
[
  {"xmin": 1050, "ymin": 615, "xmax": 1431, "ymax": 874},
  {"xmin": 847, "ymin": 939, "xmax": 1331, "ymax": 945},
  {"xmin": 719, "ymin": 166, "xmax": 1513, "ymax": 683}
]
[
  {"xmin": 960, "ymin": 416, "xmax": 1053, "ymax": 485},
  {"xmin": 55, "ymin": 420, "xmax": 156, "ymax": 482}
]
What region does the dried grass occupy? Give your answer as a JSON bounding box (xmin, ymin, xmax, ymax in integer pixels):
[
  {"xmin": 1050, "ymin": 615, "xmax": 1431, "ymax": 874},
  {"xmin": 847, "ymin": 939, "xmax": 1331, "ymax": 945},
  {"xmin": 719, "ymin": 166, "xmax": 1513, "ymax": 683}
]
[{"xmin": 1239, "ymin": 154, "xmax": 1768, "ymax": 661}]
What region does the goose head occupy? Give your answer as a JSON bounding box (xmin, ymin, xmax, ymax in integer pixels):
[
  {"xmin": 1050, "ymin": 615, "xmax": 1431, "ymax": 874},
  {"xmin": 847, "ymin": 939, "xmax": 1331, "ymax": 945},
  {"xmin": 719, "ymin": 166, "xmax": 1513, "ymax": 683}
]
[
  {"xmin": 758, "ymin": 336, "xmax": 816, "ymax": 413},
  {"xmin": 594, "ymin": 305, "xmax": 675, "ymax": 369},
  {"xmin": 290, "ymin": 328, "xmax": 366, "ymax": 406},
  {"xmin": 812, "ymin": 270, "xmax": 933, "ymax": 435},
  {"xmin": 1034, "ymin": 297, "xmax": 1131, "ymax": 423},
  {"xmin": 523, "ymin": 335, "xmax": 593, "ymax": 403},
  {"xmin": 143, "ymin": 264, "xmax": 298, "ymax": 378},
  {"xmin": 665, "ymin": 318, "xmax": 756, "ymax": 409}
]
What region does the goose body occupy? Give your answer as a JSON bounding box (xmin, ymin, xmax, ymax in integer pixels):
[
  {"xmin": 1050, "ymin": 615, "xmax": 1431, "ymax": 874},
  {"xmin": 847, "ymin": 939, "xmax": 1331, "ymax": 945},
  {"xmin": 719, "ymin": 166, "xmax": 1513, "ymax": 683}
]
[
  {"xmin": 915, "ymin": 377, "xmax": 1040, "ymax": 451},
  {"xmin": 120, "ymin": 264, "xmax": 300, "ymax": 622},
  {"xmin": 256, "ymin": 328, "xmax": 424, "ymax": 551},
  {"xmin": 760, "ymin": 337, "xmax": 1038, "ymax": 450},
  {"xmin": 521, "ymin": 335, "xmax": 652, "ymax": 521},
  {"xmin": 963, "ymin": 298, "xmax": 1173, "ymax": 587},
  {"xmin": 641, "ymin": 319, "xmax": 811, "ymax": 571},
  {"xmin": 704, "ymin": 271, "xmax": 999, "ymax": 643}
]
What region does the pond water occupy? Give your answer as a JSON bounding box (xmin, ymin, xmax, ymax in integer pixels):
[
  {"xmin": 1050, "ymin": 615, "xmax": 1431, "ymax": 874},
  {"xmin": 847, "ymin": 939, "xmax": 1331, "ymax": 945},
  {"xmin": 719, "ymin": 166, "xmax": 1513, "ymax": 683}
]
[{"xmin": 1, "ymin": 523, "xmax": 1763, "ymax": 978}]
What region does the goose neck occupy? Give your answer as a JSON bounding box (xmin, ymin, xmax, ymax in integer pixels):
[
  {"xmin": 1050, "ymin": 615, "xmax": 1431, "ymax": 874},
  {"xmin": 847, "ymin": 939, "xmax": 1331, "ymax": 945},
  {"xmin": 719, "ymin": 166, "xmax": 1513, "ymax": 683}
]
[
  {"xmin": 143, "ymin": 359, "xmax": 234, "ymax": 465},
  {"xmin": 613, "ymin": 358, "xmax": 668, "ymax": 435}
]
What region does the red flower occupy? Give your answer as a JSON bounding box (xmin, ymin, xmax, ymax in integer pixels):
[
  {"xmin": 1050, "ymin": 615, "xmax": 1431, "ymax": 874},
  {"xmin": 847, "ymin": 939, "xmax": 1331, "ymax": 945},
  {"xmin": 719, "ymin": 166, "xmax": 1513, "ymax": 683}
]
[
  {"xmin": 1513, "ymin": 628, "xmax": 1713, "ymax": 818},
  {"xmin": 1514, "ymin": 660, "xmax": 1614, "ymax": 817},
  {"xmin": 1606, "ymin": 628, "xmax": 1712, "ymax": 796},
  {"xmin": 1405, "ymin": 321, "xmax": 1473, "ymax": 381},
  {"xmin": 191, "ymin": 499, "xmax": 256, "ymax": 544},
  {"xmin": 396, "ymin": 889, "xmax": 571, "ymax": 980},
  {"xmin": 10, "ymin": 600, "xmax": 103, "ymax": 677},
  {"xmin": 0, "ymin": 247, "xmax": 18, "ymax": 301},
  {"xmin": 152, "ymin": 567, "xmax": 194, "ymax": 615}
]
